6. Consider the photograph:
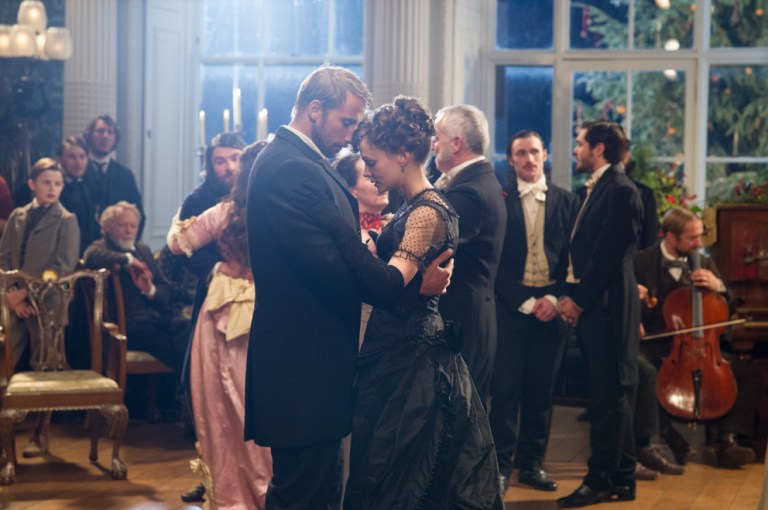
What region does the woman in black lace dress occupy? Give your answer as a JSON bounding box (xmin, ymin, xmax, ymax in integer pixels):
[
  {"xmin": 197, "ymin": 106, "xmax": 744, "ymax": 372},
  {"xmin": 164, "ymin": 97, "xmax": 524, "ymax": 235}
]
[{"xmin": 336, "ymin": 96, "xmax": 502, "ymax": 510}]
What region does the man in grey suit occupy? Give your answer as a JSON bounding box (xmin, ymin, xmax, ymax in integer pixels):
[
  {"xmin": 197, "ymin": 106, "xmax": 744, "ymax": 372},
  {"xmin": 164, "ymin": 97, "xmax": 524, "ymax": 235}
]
[{"xmin": 432, "ymin": 104, "xmax": 507, "ymax": 401}]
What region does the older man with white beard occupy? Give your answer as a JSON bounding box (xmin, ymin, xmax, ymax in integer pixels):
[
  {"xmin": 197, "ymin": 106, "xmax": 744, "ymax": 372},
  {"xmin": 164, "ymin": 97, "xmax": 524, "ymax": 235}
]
[{"xmin": 84, "ymin": 201, "xmax": 188, "ymax": 372}]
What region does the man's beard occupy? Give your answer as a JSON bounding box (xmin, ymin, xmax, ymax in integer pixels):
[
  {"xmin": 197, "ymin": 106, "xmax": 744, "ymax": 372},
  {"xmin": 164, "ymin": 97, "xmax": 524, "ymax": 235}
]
[
  {"xmin": 434, "ymin": 149, "xmax": 452, "ymax": 172},
  {"xmin": 112, "ymin": 237, "xmax": 136, "ymax": 251},
  {"xmin": 311, "ymin": 121, "xmax": 342, "ymax": 158},
  {"xmin": 91, "ymin": 146, "xmax": 112, "ymax": 159},
  {"xmin": 207, "ymin": 170, "xmax": 234, "ymax": 194}
]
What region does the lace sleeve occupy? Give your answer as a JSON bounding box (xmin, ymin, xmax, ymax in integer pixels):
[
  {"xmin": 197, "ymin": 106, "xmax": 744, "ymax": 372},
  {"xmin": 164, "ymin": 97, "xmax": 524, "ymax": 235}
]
[{"xmin": 392, "ymin": 204, "xmax": 448, "ymax": 271}]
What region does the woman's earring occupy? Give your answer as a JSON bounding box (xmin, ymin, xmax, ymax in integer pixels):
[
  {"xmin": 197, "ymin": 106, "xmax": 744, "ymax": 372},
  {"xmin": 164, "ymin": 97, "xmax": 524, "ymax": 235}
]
[{"xmin": 400, "ymin": 162, "xmax": 406, "ymax": 173}]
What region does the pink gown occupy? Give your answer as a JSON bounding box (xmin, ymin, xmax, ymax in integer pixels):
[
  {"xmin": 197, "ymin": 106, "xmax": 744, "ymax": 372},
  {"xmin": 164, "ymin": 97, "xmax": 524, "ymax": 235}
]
[{"xmin": 172, "ymin": 202, "xmax": 271, "ymax": 510}]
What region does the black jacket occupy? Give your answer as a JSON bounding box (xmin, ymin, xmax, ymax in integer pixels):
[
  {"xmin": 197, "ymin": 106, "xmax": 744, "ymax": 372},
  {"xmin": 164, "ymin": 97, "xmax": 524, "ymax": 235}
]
[
  {"xmin": 244, "ymin": 126, "xmax": 404, "ymax": 448},
  {"xmin": 438, "ymin": 159, "xmax": 507, "ymax": 398},
  {"xmin": 569, "ymin": 165, "xmax": 644, "ymax": 385},
  {"xmin": 495, "ymin": 178, "xmax": 580, "ymax": 312},
  {"xmin": 83, "ymin": 159, "xmax": 145, "ymax": 239}
]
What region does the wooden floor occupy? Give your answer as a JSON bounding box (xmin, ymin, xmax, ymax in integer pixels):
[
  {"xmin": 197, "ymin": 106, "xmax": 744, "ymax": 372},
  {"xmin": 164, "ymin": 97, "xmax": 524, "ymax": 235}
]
[
  {"xmin": 505, "ymin": 407, "xmax": 766, "ymax": 510},
  {"xmin": 0, "ymin": 407, "xmax": 764, "ymax": 509}
]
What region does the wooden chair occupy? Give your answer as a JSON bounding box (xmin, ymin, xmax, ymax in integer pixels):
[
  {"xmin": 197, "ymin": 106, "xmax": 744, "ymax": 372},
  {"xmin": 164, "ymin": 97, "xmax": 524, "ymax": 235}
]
[
  {"xmin": 80, "ymin": 265, "xmax": 175, "ymax": 421},
  {"xmin": 106, "ymin": 265, "xmax": 174, "ymax": 388},
  {"xmin": 0, "ymin": 269, "xmax": 128, "ymax": 485}
]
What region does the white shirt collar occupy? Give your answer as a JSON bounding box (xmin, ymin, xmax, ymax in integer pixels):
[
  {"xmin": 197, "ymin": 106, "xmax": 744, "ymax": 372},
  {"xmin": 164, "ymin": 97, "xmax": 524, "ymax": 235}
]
[
  {"xmin": 517, "ymin": 174, "xmax": 548, "ymax": 200},
  {"xmin": 441, "ymin": 155, "xmax": 486, "ymax": 183},
  {"xmin": 585, "ymin": 163, "xmax": 611, "ymax": 190},
  {"xmin": 90, "ymin": 154, "xmax": 111, "ymax": 166},
  {"xmin": 285, "ymin": 125, "xmax": 327, "ymax": 160}
]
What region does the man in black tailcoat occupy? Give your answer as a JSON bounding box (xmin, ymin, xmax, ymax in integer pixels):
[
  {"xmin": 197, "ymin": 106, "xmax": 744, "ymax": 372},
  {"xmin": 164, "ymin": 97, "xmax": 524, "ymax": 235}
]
[
  {"xmin": 432, "ymin": 104, "xmax": 507, "ymax": 401},
  {"xmin": 490, "ymin": 130, "xmax": 580, "ymax": 493},
  {"xmin": 244, "ymin": 67, "xmax": 451, "ymax": 510},
  {"xmin": 557, "ymin": 121, "xmax": 643, "ymax": 508}
]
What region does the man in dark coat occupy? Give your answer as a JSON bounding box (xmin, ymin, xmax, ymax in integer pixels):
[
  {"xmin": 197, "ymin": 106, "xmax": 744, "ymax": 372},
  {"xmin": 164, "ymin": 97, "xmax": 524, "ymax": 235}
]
[
  {"xmin": 82, "ymin": 114, "xmax": 145, "ymax": 239},
  {"xmin": 432, "ymin": 104, "xmax": 507, "ymax": 401},
  {"xmin": 490, "ymin": 130, "xmax": 580, "ymax": 493},
  {"xmin": 634, "ymin": 207, "xmax": 757, "ymax": 470},
  {"xmin": 57, "ymin": 136, "xmax": 100, "ymax": 255},
  {"xmin": 244, "ymin": 66, "xmax": 451, "ymax": 510},
  {"xmin": 557, "ymin": 121, "xmax": 643, "ymax": 508},
  {"xmin": 84, "ymin": 201, "xmax": 187, "ymax": 372},
  {"xmin": 179, "ymin": 132, "xmax": 245, "ymax": 278}
]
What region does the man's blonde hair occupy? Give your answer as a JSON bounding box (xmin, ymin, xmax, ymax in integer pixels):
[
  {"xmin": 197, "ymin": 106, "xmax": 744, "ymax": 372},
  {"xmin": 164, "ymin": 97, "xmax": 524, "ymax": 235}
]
[{"xmin": 661, "ymin": 207, "xmax": 699, "ymax": 236}]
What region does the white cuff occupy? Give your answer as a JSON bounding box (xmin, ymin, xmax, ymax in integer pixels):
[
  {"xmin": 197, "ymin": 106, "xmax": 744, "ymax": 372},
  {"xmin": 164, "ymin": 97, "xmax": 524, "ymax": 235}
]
[{"xmin": 143, "ymin": 283, "xmax": 157, "ymax": 299}]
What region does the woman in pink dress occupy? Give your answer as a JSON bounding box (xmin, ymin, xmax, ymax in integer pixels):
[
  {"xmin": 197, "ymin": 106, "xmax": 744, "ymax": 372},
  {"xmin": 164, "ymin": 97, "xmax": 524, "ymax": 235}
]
[{"xmin": 168, "ymin": 141, "xmax": 271, "ymax": 510}]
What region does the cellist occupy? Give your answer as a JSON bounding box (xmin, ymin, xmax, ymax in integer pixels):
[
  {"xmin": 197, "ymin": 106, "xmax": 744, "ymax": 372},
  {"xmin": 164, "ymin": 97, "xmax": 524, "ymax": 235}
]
[{"xmin": 634, "ymin": 206, "xmax": 758, "ymax": 469}]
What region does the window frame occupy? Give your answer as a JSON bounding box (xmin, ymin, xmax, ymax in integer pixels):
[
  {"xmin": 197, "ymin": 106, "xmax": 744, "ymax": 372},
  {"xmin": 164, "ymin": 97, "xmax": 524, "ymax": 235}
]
[{"xmin": 486, "ymin": 0, "xmax": 768, "ymax": 201}]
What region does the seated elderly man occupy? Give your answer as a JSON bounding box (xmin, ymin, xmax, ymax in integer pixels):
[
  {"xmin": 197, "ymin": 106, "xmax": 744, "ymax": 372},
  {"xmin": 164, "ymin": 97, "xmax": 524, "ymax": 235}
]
[{"xmin": 84, "ymin": 201, "xmax": 187, "ymax": 371}]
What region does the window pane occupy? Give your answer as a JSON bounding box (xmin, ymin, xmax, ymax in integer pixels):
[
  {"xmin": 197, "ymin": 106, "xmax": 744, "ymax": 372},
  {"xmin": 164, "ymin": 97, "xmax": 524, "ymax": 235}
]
[
  {"xmin": 631, "ymin": 70, "xmax": 685, "ymax": 157},
  {"xmin": 238, "ymin": 1, "xmax": 265, "ymax": 55},
  {"xmin": 572, "ymin": 71, "xmax": 627, "ymax": 130},
  {"xmin": 633, "ymin": 0, "xmax": 694, "ymax": 49},
  {"xmin": 497, "ymin": 0, "xmax": 553, "ymax": 49},
  {"xmin": 572, "ymin": 70, "xmax": 626, "ymax": 188},
  {"xmin": 268, "ymin": 0, "xmax": 329, "ymax": 57},
  {"xmin": 200, "ymin": 1, "xmax": 363, "ymax": 145},
  {"xmin": 200, "ymin": 65, "xmax": 235, "ymax": 141},
  {"xmin": 203, "ymin": 0, "xmax": 236, "ymax": 56},
  {"xmin": 711, "ymin": 0, "xmax": 768, "ymax": 48},
  {"xmin": 708, "ymin": 65, "xmax": 768, "ymax": 158},
  {"xmin": 334, "ymin": 0, "xmax": 364, "ymax": 56},
  {"xmin": 707, "ymin": 164, "xmax": 768, "ymax": 205},
  {"xmin": 494, "ymin": 66, "xmax": 553, "ymax": 186},
  {"xmin": 570, "ymin": 0, "xmax": 628, "ymax": 49}
]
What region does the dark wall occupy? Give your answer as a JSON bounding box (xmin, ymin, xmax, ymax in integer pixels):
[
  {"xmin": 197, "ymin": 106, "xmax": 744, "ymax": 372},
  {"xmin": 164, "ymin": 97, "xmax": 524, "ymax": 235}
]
[{"xmin": 0, "ymin": 0, "xmax": 65, "ymax": 204}]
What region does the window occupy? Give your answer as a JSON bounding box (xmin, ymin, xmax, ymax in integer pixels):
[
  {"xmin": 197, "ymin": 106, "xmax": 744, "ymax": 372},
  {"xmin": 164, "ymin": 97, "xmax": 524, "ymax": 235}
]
[
  {"xmin": 199, "ymin": 0, "xmax": 364, "ymax": 145},
  {"xmin": 706, "ymin": 64, "xmax": 768, "ymax": 204},
  {"xmin": 491, "ymin": 0, "xmax": 768, "ymax": 207},
  {"xmin": 493, "ymin": 66, "xmax": 553, "ymax": 185}
]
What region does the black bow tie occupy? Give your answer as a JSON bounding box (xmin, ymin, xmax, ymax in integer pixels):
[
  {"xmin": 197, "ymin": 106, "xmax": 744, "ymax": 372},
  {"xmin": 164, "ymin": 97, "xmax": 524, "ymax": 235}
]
[{"xmin": 662, "ymin": 257, "xmax": 689, "ymax": 272}]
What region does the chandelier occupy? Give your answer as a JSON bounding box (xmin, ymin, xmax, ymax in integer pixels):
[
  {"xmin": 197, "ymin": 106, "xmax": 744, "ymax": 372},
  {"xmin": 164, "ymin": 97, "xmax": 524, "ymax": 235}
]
[{"xmin": 0, "ymin": 0, "xmax": 72, "ymax": 60}]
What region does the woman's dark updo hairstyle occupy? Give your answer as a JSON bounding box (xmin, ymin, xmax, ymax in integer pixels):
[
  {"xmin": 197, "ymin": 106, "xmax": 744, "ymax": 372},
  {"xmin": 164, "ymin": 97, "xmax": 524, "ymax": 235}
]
[{"xmin": 353, "ymin": 95, "xmax": 435, "ymax": 165}]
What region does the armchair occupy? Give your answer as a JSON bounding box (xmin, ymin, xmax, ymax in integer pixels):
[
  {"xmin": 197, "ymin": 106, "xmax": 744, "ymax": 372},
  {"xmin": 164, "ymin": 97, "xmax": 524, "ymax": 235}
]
[{"xmin": 0, "ymin": 269, "xmax": 128, "ymax": 485}]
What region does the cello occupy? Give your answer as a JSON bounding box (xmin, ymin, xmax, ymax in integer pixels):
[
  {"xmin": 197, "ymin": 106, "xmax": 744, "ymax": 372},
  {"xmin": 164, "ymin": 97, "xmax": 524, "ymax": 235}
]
[{"xmin": 656, "ymin": 251, "xmax": 738, "ymax": 420}]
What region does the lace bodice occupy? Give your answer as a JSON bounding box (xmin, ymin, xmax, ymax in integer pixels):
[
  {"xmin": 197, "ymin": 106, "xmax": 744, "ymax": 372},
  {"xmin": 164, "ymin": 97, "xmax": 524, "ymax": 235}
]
[
  {"xmin": 378, "ymin": 189, "xmax": 456, "ymax": 271},
  {"xmin": 361, "ymin": 189, "xmax": 458, "ymax": 353}
]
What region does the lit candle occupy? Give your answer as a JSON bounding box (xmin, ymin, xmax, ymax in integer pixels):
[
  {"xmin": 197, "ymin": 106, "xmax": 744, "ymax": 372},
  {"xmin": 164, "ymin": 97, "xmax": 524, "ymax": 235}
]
[
  {"xmin": 199, "ymin": 110, "xmax": 206, "ymax": 147},
  {"xmin": 233, "ymin": 88, "xmax": 242, "ymax": 132},
  {"xmin": 223, "ymin": 108, "xmax": 230, "ymax": 133},
  {"xmin": 257, "ymin": 108, "xmax": 268, "ymax": 140}
]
